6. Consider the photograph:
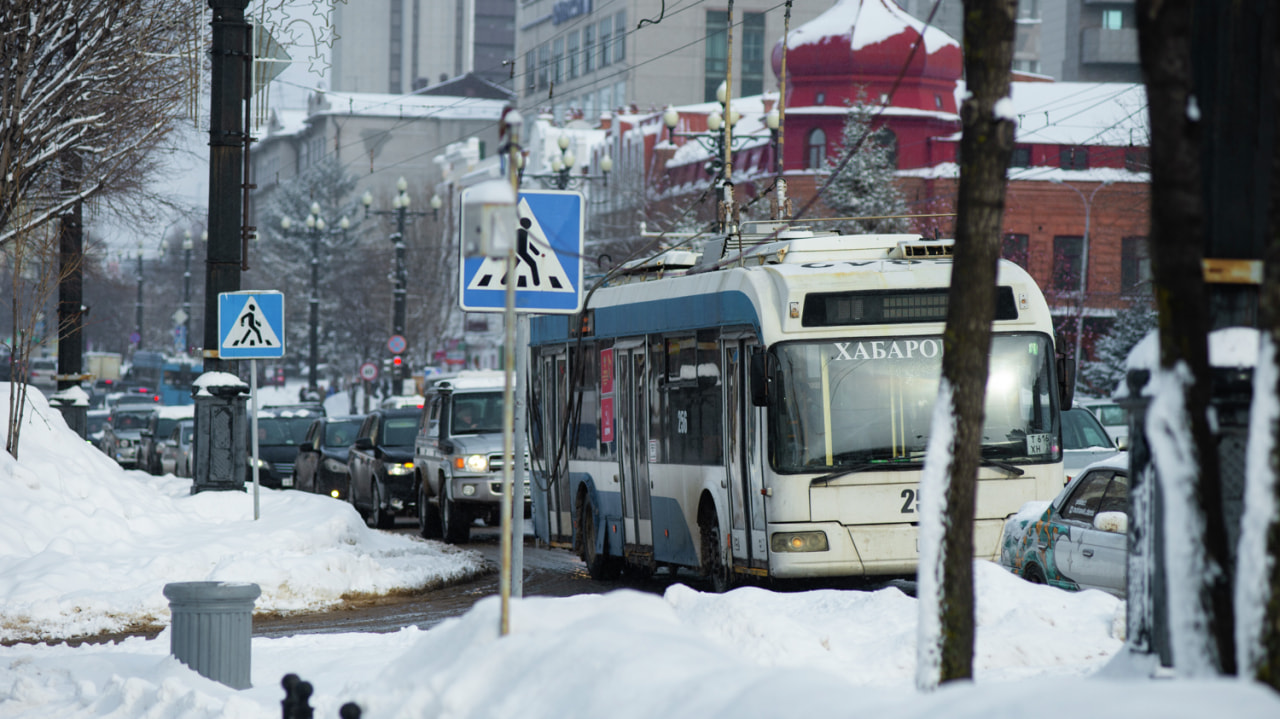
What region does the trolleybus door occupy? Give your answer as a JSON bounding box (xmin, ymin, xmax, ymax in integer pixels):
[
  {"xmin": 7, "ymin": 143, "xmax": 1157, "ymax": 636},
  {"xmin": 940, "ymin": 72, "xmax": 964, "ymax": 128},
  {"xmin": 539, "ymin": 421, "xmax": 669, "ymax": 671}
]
[
  {"xmin": 725, "ymin": 338, "xmax": 767, "ymax": 567},
  {"xmin": 537, "ymin": 351, "xmax": 572, "ymax": 542},
  {"xmin": 615, "ymin": 345, "xmax": 653, "ymax": 548}
]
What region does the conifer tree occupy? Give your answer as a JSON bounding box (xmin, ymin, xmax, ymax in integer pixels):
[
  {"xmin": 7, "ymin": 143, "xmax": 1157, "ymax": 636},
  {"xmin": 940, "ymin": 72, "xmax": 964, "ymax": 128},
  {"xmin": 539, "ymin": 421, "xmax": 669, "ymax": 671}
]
[{"xmin": 821, "ymin": 96, "xmax": 911, "ymax": 234}]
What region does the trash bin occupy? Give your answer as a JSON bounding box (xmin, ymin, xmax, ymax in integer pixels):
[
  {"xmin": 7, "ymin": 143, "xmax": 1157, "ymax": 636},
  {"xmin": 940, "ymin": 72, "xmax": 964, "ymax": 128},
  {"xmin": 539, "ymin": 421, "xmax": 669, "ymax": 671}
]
[{"xmin": 163, "ymin": 581, "xmax": 261, "ymax": 689}]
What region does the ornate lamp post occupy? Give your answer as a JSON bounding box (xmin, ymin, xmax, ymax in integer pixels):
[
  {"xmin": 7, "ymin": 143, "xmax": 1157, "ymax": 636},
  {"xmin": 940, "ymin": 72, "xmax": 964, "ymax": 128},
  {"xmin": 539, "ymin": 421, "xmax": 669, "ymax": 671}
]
[
  {"xmin": 363, "ymin": 177, "xmax": 426, "ymax": 389},
  {"xmin": 134, "ymin": 240, "xmax": 144, "ymax": 349},
  {"xmin": 523, "ymin": 132, "xmax": 612, "ymax": 190},
  {"xmin": 282, "ymin": 204, "xmax": 349, "ymax": 395},
  {"xmin": 1051, "ymin": 178, "xmax": 1114, "ymax": 384}
]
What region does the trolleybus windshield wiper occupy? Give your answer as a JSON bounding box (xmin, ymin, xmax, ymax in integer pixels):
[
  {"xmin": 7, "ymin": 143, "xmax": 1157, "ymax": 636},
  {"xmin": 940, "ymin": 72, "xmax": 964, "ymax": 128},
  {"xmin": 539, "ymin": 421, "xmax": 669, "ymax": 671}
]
[
  {"xmin": 810, "ymin": 454, "xmax": 922, "ymax": 486},
  {"xmin": 979, "ymin": 457, "xmax": 1026, "ymax": 476}
]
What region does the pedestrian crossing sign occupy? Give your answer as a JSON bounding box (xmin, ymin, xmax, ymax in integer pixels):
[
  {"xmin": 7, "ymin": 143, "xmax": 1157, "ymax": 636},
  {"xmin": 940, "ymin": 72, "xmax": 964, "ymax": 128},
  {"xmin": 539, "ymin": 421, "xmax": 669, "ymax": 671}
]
[
  {"xmin": 459, "ymin": 189, "xmax": 584, "ymax": 314},
  {"xmin": 218, "ymin": 291, "xmax": 285, "ymax": 359}
]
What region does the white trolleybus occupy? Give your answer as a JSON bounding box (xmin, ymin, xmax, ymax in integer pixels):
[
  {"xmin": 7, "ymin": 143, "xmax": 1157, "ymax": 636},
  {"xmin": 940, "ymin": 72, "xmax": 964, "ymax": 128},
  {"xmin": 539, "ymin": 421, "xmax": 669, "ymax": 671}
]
[{"xmin": 527, "ymin": 225, "xmax": 1072, "ymax": 590}]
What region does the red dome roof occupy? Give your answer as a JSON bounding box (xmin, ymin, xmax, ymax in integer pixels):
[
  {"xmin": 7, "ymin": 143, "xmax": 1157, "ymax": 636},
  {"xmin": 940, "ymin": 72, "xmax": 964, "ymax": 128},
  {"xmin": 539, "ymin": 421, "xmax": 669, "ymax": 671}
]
[{"xmin": 772, "ymin": 0, "xmax": 962, "ymax": 110}]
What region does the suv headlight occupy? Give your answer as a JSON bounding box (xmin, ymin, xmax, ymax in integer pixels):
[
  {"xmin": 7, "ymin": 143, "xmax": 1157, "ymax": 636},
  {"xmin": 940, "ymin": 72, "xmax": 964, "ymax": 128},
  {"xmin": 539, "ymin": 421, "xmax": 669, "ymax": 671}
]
[
  {"xmin": 386, "ymin": 461, "xmax": 414, "ymax": 476},
  {"xmin": 454, "ymin": 454, "xmax": 489, "ymax": 472},
  {"xmin": 323, "ymin": 458, "xmax": 348, "ymax": 473},
  {"xmin": 252, "ymin": 457, "xmax": 271, "ymax": 469}
]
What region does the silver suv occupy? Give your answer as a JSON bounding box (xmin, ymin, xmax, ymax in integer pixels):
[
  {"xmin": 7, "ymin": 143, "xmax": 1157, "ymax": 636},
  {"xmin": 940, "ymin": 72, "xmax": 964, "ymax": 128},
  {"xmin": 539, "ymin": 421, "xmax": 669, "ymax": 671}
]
[{"xmin": 413, "ymin": 371, "xmax": 528, "ymax": 544}]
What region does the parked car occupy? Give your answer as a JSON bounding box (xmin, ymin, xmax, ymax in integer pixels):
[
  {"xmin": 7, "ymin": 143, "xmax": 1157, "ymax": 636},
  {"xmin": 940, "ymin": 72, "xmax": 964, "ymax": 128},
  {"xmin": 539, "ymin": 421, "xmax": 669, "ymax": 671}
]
[
  {"xmin": 27, "ymin": 356, "xmax": 58, "ymax": 393},
  {"xmin": 999, "ymin": 453, "xmax": 1130, "ymax": 598},
  {"xmin": 293, "ymin": 414, "xmax": 364, "ymax": 499},
  {"xmin": 160, "ymin": 419, "xmax": 196, "ymax": 477},
  {"xmin": 245, "ymin": 405, "xmax": 325, "ymax": 488},
  {"xmin": 380, "ymin": 395, "xmax": 425, "ymax": 410},
  {"xmin": 1062, "ymin": 407, "xmax": 1120, "ymax": 485},
  {"xmin": 85, "ymin": 409, "xmax": 111, "ymax": 446},
  {"xmin": 1078, "ymin": 398, "xmax": 1130, "ymax": 447},
  {"xmin": 414, "ymin": 371, "xmax": 528, "ymax": 544},
  {"xmin": 348, "ymin": 408, "xmax": 421, "ymax": 528},
  {"xmin": 139, "ymin": 405, "xmax": 195, "ymax": 475},
  {"xmin": 100, "ymin": 407, "xmax": 157, "ymax": 468}
]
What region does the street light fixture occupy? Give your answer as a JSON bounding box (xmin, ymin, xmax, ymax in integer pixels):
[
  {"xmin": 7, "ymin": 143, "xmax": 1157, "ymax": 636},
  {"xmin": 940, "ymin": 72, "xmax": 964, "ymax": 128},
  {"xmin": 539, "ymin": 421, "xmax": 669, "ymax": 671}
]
[
  {"xmin": 1051, "ymin": 178, "xmax": 1114, "ymax": 385},
  {"xmin": 363, "ymin": 177, "xmax": 428, "ymax": 389},
  {"xmin": 181, "ymin": 230, "xmax": 194, "ymax": 355},
  {"xmin": 523, "ymin": 132, "xmax": 612, "ymax": 190},
  {"xmin": 135, "ymin": 240, "xmax": 144, "ymax": 350},
  {"xmin": 282, "ymin": 204, "xmax": 349, "ymax": 396}
]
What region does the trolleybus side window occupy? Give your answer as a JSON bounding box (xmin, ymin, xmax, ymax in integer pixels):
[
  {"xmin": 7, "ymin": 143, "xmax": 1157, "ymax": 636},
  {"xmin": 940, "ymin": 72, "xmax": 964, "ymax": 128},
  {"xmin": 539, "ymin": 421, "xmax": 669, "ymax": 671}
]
[{"xmin": 664, "ymin": 332, "xmax": 723, "ymax": 465}]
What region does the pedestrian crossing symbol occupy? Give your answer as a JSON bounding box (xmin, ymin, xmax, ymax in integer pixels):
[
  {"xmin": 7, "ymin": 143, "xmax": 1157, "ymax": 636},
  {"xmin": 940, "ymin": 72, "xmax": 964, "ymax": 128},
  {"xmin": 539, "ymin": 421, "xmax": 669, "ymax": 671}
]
[
  {"xmin": 218, "ymin": 291, "xmax": 285, "ymax": 359},
  {"xmin": 459, "ymin": 189, "xmax": 584, "ymax": 314}
]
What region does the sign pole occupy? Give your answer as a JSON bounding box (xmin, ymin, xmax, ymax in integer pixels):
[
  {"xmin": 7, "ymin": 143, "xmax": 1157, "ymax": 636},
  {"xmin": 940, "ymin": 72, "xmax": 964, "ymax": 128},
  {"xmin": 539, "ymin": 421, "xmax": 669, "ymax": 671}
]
[
  {"xmin": 250, "ymin": 357, "xmax": 260, "ymax": 520},
  {"xmin": 498, "ymin": 116, "xmax": 522, "ymax": 637}
]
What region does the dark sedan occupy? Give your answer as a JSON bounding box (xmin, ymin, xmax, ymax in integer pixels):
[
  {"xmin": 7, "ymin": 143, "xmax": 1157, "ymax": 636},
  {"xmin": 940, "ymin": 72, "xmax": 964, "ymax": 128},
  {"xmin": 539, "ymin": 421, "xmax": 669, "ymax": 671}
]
[
  {"xmin": 293, "ymin": 415, "xmax": 365, "ymax": 499},
  {"xmin": 246, "ymin": 406, "xmax": 325, "ymax": 489},
  {"xmin": 348, "ymin": 408, "xmax": 420, "ymax": 529}
]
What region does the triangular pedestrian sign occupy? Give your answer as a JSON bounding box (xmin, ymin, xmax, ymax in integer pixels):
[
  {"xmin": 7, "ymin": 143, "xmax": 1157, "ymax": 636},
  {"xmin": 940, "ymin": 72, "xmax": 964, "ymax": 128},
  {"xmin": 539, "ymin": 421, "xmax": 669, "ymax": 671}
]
[
  {"xmin": 219, "ymin": 293, "xmax": 284, "ymax": 358},
  {"xmin": 465, "ymin": 198, "xmax": 576, "ymax": 293}
]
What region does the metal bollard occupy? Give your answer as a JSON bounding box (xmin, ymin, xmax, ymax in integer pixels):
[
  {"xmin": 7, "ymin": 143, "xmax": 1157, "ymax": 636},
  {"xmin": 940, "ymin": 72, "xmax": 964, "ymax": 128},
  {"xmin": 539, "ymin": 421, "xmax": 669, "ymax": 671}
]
[
  {"xmin": 164, "ymin": 581, "xmax": 261, "ymax": 689},
  {"xmin": 282, "ymin": 673, "xmax": 362, "ymax": 719}
]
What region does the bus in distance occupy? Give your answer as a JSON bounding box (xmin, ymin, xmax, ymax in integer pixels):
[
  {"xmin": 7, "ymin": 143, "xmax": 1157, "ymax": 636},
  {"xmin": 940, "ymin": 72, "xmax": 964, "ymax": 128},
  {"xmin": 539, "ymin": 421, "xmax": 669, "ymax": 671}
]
[{"xmin": 527, "ymin": 225, "xmax": 1072, "ymax": 590}]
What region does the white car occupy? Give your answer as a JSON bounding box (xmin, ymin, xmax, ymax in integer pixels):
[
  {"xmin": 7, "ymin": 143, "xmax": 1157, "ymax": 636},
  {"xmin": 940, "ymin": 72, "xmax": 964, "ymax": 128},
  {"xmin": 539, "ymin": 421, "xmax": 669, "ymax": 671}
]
[
  {"xmin": 1077, "ymin": 398, "xmax": 1129, "ymax": 447},
  {"xmin": 1062, "ymin": 407, "xmax": 1121, "ymax": 485}
]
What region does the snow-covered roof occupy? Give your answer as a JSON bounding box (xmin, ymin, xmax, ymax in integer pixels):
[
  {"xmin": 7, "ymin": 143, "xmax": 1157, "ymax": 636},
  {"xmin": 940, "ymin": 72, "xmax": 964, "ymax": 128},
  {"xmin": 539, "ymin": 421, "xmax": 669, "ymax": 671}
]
[
  {"xmin": 310, "ymin": 90, "xmax": 507, "ymax": 122},
  {"xmin": 785, "ymin": 0, "xmax": 959, "ymax": 55},
  {"xmin": 897, "ymin": 162, "xmax": 1150, "ymax": 185},
  {"xmin": 156, "ymin": 405, "xmax": 196, "ymax": 420}
]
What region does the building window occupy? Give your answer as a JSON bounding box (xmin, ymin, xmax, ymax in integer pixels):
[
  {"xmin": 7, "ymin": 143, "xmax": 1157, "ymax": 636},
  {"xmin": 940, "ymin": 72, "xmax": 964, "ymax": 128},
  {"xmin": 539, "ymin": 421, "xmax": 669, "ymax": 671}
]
[
  {"xmin": 1060, "ymin": 145, "xmax": 1089, "ymax": 170},
  {"xmin": 1003, "ymin": 233, "xmax": 1029, "ymax": 269},
  {"xmin": 1121, "ymin": 236, "xmax": 1151, "ymax": 295},
  {"xmin": 1125, "ymin": 147, "xmax": 1149, "ymax": 172},
  {"xmin": 1102, "ymin": 9, "xmax": 1123, "ymax": 30},
  {"xmin": 584, "ymin": 24, "xmax": 596, "ymax": 73},
  {"xmin": 705, "ymin": 10, "xmax": 728, "ymax": 102},
  {"xmin": 1053, "ymin": 236, "xmax": 1085, "ymax": 292},
  {"xmin": 599, "ymin": 16, "xmax": 612, "ymax": 69},
  {"xmin": 806, "ymin": 128, "xmax": 827, "ymax": 169},
  {"xmin": 1010, "ymin": 146, "xmax": 1031, "ymax": 168},
  {"xmin": 537, "ymin": 44, "xmax": 550, "ymax": 90},
  {"xmin": 567, "ymin": 31, "xmax": 579, "ymax": 80},
  {"xmin": 615, "ymin": 80, "xmax": 627, "ymax": 110},
  {"xmin": 741, "ymin": 12, "xmax": 766, "ymax": 97},
  {"xmin": 525, "ymin": 50, "xmax": 536, "ymax": 95},
  {"xmin": 552, "ymin": 38, "xmax": 564, "ymax": 85},
  {"xmin": 614, "ymin": 10, "xmax": 626, "ymax": 63}
]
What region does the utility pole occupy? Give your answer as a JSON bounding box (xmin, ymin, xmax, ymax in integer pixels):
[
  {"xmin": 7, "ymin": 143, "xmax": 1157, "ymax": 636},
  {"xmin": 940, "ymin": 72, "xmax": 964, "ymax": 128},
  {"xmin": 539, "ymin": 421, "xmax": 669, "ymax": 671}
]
[{"xmin": 193, "ymin": 0, "xmax": 251, "ymax": 494}]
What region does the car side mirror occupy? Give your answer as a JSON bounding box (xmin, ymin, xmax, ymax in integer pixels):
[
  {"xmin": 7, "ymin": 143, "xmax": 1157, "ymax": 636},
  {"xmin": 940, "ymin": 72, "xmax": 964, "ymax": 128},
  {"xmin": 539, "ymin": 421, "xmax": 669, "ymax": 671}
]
[
  {"xmin": 1093, "ymin": 511, "xmax": 1127, "ymax": 534},
  {"xmin": 1116, "ymin": 435, "xmax": 1129, "ymax": 451},
  {"xmin": 354, "ymin": 437, "xmax": 374, "ymax": 450}
]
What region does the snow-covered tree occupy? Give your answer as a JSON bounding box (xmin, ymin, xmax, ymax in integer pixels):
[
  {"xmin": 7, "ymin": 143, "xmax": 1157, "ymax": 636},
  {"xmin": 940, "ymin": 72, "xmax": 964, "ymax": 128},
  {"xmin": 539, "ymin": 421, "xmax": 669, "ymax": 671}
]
[
  {"xmin": 1080, "ymin": 299, "xmax": 1157, "ymax": 397},
  {"xmin": 0, "ymin": 0, "xmax": 189, "ymax": 456},
  {"xmin": 916, "ymin": 0, "xmax": 1017, "ymax": 689},
  {"xmin": 821, "ymin": 94, "xmax": 911, "ymax": 235}
]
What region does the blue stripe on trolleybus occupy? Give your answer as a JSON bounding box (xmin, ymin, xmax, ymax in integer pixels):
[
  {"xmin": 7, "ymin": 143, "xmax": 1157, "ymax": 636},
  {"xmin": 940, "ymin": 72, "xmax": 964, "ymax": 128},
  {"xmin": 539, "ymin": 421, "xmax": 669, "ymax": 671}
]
[{"xmin": 531, "ymin": 291, "xmax": 759, "ymax": 343}]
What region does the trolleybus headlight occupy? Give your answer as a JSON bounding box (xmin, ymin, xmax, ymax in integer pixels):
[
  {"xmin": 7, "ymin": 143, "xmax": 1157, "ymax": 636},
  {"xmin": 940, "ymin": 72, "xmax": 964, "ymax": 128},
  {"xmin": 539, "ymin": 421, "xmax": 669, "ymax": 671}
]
[
  {"xmin": 770, "ymin": 531, "xmax": 829, "ymax": 553},
  {"xmin": 462, "ymin": 454, "xmax": 488, "ymax": 472}
]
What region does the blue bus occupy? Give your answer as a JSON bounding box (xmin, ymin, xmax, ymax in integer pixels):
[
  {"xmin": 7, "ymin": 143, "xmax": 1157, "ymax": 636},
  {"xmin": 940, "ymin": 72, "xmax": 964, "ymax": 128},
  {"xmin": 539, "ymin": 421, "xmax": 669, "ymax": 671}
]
[{"xmin": 127, "ymin": 351, "xmax": 202, "ymax": 406}]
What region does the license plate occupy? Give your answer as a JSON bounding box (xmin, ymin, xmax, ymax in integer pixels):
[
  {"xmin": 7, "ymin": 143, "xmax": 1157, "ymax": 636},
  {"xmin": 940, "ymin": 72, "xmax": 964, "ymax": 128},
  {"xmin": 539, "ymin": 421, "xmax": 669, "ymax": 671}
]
[
  {"xmin": 282, "ymin": 476, "xmax": 294, "ymax": 487},
  {"xmin": 1026, "ymin": 433, "xmax": 1051, "ymax": 455}
]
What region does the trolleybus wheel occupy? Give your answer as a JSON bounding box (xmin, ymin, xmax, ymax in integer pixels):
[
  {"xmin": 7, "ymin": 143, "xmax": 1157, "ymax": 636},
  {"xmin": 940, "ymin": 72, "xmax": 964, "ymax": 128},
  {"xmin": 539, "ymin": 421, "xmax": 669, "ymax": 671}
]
[{"xmin": 700, "ymin": 513, "xmax": 732, "ymax": 594}]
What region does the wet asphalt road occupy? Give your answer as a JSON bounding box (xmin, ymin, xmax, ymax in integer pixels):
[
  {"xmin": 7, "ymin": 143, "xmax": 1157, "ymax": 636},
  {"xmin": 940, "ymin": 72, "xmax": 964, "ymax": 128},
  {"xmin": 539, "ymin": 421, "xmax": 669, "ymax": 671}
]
[{"xmin": 250, "ymin": 520, "xmax": 687, "ymax": 639}]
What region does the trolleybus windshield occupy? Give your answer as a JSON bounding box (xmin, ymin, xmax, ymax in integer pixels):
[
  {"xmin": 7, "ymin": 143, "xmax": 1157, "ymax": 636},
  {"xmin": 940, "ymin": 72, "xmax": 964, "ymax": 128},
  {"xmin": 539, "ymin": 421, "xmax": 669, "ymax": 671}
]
[{"xmin": 770, "ymin": 333, "xmax": 1058, "ymax": 473}]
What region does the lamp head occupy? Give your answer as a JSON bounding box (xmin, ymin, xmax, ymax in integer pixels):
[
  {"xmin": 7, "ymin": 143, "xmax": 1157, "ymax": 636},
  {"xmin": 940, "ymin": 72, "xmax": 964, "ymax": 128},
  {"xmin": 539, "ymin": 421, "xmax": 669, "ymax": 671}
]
[
  {"xmin": 558, "ymin": 134, "xmax": 570, "ymax": 151},
  {"xmin": 315, "ymin": 217, "xmax": 326, "ymax": 232},
  {"xmin": 396, "ymin": 176, "xmax": 408, "ymax": 192},
  {"xmin": 727, "ymin": 109, "xmax": 740, "ymax": 127},
  {"xmin": 309, "ymin": 202, "xmax": 321, "ymax": 217},
  {"xmin": 339, "ymin": 216, "xmax": 350, "ymax": 230},
  {"xmin": 280, "ymin": 217, "xmax": 292, "ymax": 230},
  {"xmin": 551, "ymin": 157, "xmax": 563, "ymax": 173},
  {"xmin": 563, "ymin": 150, "xmax": 576, "ymax": 169},
  {"xmin": 663, "ymin": 106, "xmax": 679, "ymax": 129},
  {"xmin": 766, "ymin": 109, "xmax": 780, "ymax": 131},
  {"xmin": 716, "ymin": 81, "xmax": 727, "ymax": 105},
  {"xmin": 430, "ymin": 194, "xmax": 443, "ymax": 210},
  {"xmin": 305, "ymin": 214, "xmax": 316, "ymax": 229},
  {"xmin": 362, "ymin": 190, "xmax": 373, "ymax": 207},
  {"xmin": 707, "ymin": 112, "xmax": 722, "ymax": 132},
  {"xmin": 600, "ymin": 154, "xmax": 613, "ymax": 174}
]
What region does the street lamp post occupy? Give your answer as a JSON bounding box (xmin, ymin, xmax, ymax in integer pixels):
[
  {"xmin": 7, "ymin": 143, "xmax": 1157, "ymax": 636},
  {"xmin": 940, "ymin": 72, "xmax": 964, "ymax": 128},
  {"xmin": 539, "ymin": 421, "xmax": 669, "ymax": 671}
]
[
  {"xmin": 282, "ymin": 206, "xmax": 349, "ymax": 395},
  {"xmin": 135, "ymin": 241, "xmax": 144, "ymax": 349},
  {"xmin": 182, "ymin": 231, "xmax": 195, "ymax": 355},
  {"xmin": 1052, "ymin": 178, "xmax": 1114, "ymax": 382},
  {"xmin": 363, "ymin": 177, "xmax": 427, "ymax": 390}
]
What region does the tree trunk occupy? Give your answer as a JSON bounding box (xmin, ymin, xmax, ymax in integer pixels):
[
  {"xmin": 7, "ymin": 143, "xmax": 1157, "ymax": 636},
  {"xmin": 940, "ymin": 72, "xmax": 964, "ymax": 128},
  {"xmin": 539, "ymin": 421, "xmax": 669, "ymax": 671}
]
[
  {"xmin": 1240, "ymin": 4, "xmax": 1280, "ymax": 687},
  {"xmin": 1137, "ymin": 0, "xmax": 1235, "ymax": 676},
  {"xmin": 916, "ymin": 0, "xmax": 1017, "ymax": 689}
]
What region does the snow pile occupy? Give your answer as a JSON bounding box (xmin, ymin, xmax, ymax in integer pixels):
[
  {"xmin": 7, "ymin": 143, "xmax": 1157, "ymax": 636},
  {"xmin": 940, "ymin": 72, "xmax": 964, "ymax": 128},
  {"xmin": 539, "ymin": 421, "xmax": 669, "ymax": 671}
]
[{"xmin": 0, "ymin": 384, "xmax": 487, "ymax": 643}]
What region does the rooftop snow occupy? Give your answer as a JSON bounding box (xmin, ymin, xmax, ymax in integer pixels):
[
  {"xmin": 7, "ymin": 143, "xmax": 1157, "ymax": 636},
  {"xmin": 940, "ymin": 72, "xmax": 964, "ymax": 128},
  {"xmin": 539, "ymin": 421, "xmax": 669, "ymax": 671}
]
[{"xmin": 785, "ymin": 0, "xmax": 960, "ymax": 55}]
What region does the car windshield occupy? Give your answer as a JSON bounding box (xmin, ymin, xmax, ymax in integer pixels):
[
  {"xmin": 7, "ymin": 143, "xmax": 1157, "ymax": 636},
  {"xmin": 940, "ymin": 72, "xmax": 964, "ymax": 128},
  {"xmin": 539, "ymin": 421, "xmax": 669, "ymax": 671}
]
[
  {"xmin": 451, "ymin": 392, "xmax": 503, "ymax": 434},
  {"xmin": 86, "ymin": 415, "xmax": 108, "ymax": 434},
  {"xmin": 112, "ymin": 412, "xmax": 152, "ymax": 430},
  {"xmin": 381, "ymin": 417, "xmax": 419, "ymax": 446},
  {"xmin": 182, "ymin": 426, "xmax": 195, "ymax": 444},
  {"xmin": 155, "ymin": 418, "xmax": 180, "ymax": 436},
  {"xmin": 770, "ymin": 333, "xmax": 1059, "ymax": 472},
  {"xmin": 324, "ymin": 419, "xmax": 362, "ymax": 448},
  {"xmin": 257, "ymin": 417, "xmax": 314, "ymax": 446},
  {"xmin": 1062, "ymin": 408, "xmax": 1114, "ymax": 450},
  {"xmin": 1091, "ymin": 403, "xmax": 1128, "ymax": 428}
]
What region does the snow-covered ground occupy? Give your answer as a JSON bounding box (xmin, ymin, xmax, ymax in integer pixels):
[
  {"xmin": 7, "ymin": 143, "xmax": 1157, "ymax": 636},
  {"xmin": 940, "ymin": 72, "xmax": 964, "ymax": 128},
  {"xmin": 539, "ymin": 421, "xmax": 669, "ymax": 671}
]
[{"xmin": 2, "ymin": 383, "xmax": 1278, "ymax": 718}]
